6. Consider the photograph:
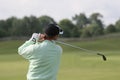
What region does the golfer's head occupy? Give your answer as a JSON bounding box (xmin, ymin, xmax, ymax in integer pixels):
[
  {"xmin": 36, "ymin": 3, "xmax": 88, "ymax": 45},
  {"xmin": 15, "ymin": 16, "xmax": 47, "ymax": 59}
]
[{"xmin": 44, "ymin": 24, "xmax": 60, "ymax": 40}]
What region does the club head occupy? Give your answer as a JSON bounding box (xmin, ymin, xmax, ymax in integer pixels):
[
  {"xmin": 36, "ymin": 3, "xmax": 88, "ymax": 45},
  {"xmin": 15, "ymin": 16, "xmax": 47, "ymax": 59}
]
[{"xmin": 97, "ymin": 53, "xmax": 107, "ymax": 61}]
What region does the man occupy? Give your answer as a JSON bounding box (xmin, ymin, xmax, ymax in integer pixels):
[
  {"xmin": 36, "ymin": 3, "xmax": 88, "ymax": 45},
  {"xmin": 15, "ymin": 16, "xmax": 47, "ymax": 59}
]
[{"xmin": 18, "ymin": 24, "xmax": 63, "ymax": 80}]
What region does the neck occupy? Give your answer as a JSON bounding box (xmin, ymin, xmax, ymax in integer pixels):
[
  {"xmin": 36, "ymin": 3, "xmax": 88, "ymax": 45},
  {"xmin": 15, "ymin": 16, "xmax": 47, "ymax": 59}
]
[
  {"xmin": 45, "ymin": 37, "xmax": 55, "ymax": 41},
  {"xmin": 44, "ymin": 34, "xmax": 58, "ymax": 40}
]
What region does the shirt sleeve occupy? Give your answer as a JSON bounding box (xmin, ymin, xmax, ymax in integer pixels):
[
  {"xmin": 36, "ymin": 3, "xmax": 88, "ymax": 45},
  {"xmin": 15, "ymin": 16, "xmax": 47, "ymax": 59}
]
[{"xmin": 18, "ymin": 40, "xmax": 35, "ymax": 59}]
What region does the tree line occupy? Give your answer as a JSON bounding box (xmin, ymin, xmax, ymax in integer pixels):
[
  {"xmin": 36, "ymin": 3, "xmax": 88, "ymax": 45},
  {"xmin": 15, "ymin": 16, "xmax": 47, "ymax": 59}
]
[{"xmin": 0, "ymin": 12, "xmax": 120, "ymax": 38}]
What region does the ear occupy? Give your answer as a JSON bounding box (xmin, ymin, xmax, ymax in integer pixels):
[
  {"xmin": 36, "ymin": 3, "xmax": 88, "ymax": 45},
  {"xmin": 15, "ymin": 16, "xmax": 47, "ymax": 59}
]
[
  {"xmin": 43, "ymin": 33, "xmax": 47, "ymax": 39},
  {"xmin": 38, "ymin": 34, "xmax": 46, "ymax": 42}
]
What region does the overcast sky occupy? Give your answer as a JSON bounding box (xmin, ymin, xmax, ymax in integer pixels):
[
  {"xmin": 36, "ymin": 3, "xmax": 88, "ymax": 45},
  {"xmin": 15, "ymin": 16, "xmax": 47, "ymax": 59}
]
[{"xmin": 0, "ymin": 0, "xmax": 120, "ymax": 25}]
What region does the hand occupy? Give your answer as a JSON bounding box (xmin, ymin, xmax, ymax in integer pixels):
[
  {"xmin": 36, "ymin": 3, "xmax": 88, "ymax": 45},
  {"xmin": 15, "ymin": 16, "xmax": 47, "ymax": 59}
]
[
  {"xmin": 38, "ymin": 34, "xmax": 46, "ymax": 42},
  {"xmin": 29, "ymin": 33, "xmax": 40, "ymax": 43}
]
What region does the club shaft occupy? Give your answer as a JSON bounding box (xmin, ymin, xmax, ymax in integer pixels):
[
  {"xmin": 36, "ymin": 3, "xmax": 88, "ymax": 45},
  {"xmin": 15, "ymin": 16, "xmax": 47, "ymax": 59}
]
[{"xmin": 56, "ymin": 41, "xmax": 100, "ymax": 55}]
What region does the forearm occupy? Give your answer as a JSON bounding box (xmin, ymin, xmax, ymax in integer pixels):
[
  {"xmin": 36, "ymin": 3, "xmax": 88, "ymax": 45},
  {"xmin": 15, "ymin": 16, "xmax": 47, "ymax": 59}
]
[
  {"xmin": 18, "ymin": 33, "xmax": 40, "ymax": 57},
  {"xmin": 18, "ymin": 40, "xmax": 34, "ymax": 55}
]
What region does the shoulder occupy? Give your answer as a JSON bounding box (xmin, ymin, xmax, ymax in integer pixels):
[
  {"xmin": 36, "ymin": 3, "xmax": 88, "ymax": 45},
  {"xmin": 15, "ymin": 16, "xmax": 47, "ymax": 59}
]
[{"xmin": 56, "ymin": 45, "xmax": 63, "ymax": 53}]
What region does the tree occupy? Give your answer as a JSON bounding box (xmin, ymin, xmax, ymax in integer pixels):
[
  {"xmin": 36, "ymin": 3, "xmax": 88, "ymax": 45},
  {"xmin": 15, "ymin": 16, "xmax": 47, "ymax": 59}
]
[
  {"xmin": 73, "ymin": 13, "xmax": 89, "ymax": 29},
  {"xmin": 59, "ymin": 19, "xmax": 80, "ymax": 37},
  {"xmin": 81, "ymin": 23, "xmax": 104, "ymax": 37},
  {"xmin": 115, "ymin": 19, "xmax": 120, "ymax": 32},
  {"xmin": 10, "ymin": 18, "xmax": 19, "ymax": 36},
  {"xmin": 89, "ymin": 23, "xmax": 104, "ymax": 36},
  {"xmin": 20, "ymin": 16, "xmax": 33, "ymax": 36},
  {"xmin": 89, "ymin": 13, "xmax": 104, "ymax": 35},
  {"xmin": 4, "ymin": 17, "xmax": 17, "ymax": 36},
  {"xmin": 89, "ymin": 13, "xmax": 103, "ymax": 26},
  {"xmin": 18, "ymin": 16, "xmax": 40, "ymax": 36},
  {"xmin": 90, "ymin": 13, "xmax": 102, "ymax": 20},
  {"xmin": 0, "ymin": 20, "xmax": 7, "ymax": 37},
  {"xmin": 81, "ymin": 27, "xmax": 92, "ymax": 38},
  {"xmin": 0, "ymin": 29, "xmax": 7, "ymax": 37},
  {"xmin": 105, "ymin": 24, "xmax": 116, "ymax": 34},
  {"xmin": 38, "ymin": 15, "xmax": 56, "ymax": 32},
  {"xmin": 28, "ymin": 16, "xmax": 41, "ymax": 34},
  {"xmin": 11, "ymin": 19, "xmax": 24, "ymax": 36}
]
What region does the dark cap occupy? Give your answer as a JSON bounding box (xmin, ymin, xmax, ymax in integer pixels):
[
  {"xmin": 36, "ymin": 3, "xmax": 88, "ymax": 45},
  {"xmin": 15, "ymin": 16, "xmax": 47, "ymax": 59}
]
[{"xmin": 44, "ymin": 24, "xmax": 63, "ymax": 37}]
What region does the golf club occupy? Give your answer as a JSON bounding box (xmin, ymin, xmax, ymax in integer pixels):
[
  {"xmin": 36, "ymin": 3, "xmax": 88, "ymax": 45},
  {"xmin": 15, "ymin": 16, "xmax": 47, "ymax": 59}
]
[{"xmin": 56, "ymin": 41, "xmax": 107, "ymax": 61}]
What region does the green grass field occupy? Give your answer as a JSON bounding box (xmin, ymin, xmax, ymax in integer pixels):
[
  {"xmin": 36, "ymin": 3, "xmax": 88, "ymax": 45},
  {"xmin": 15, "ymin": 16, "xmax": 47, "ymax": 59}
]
[{"xmin": 0, "ymin": 38, "xmax": 120, "ymax": 80}]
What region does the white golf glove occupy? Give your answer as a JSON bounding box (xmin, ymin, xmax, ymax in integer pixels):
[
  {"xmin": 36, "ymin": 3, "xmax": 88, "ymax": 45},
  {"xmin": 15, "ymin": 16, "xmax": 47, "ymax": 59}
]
[{"xmin": 29, "ymin": 33, "xmax": 41, "ymax": 43}]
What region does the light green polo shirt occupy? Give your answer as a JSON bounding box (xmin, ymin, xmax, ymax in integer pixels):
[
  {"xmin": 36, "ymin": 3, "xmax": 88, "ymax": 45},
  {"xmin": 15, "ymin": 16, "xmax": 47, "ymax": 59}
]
[{"xmin": 18, "ymin": 40, "xmax": 62, "ymax": 80}]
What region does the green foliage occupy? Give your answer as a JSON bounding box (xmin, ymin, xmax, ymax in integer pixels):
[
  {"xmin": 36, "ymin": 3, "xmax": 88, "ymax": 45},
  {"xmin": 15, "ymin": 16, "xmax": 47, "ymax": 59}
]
[
  {"xmin": 71, "ymin": 27, "xmax": 80, "ymax": 37},
  {"xmin": 89, "ymin": 13, "xmax": 104, "ymax": 36},
  {"xmin": 5, "ymin": 17, "xmax": 17, "ymax": 36},
  {"xmin": 0, "ymin": 15, "xmax": 55, "ymax": 37},
  {"xmin": 89, "ymin": 23, "xmax": 104, "ymax": 36},
  {"xmin": 115, "ymin": 19, "xmax": 120, "ymax": 32},
  {"xmin": 0, "ymin": 12, "xmax": 120, "ymax": 38},
  {"xmin": 0, "ymin": 29, "xmax": 7, "ymax": 37},
  {"xmin": 11, "ymin": 19, "xmax": 24, "ymax": 36},
  {"xmin": 21, "ymin": 16, "xmax": 40, "ymax": 36},
  {"xmin": 38, "ymin": 15, "xmax": 56, "ymax": 32},
  {"xmin": 59, "ymin": 19, "xmax": 80, "ymax": 37},
  {"xmin": 81, "ymin": 23, "xmax": 104, "ymax": 38},
  {"xmin": 73, "ymin": 13, "xmax": 89, "ymax": 28},
  {"xmin": 105, "ymin": 24, "xmax": 116, "ymax": 34},
  {"xmin": 89, "ymin": 13, "xmax": 103, "ymax": 22},
  {"xmin": 73, "ymin": 12, "xmax": 104, "ymax": 38},
  {"xmin": 81, "ymin": 27, "xmax": 92, "ymax": 38}
]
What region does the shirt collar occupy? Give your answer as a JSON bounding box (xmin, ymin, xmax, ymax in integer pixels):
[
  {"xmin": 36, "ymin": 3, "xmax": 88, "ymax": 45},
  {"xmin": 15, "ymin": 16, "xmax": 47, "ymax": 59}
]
[{"xmin": 44, "ymin": 40, "xmax": 56, "ymax": 44}]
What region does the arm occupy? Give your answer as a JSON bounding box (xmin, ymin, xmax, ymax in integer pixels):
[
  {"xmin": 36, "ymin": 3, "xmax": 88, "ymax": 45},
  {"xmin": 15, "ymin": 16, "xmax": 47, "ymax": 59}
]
[{"xmin": 18, "ymin": 33, "xmax": 40, "ymax": 59}]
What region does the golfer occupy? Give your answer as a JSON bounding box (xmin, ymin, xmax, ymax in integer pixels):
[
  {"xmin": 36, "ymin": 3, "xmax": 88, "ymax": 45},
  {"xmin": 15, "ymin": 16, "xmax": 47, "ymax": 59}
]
[{"xmin": 18, "ymin": 24, "xmax": 63, "ymax": 80}]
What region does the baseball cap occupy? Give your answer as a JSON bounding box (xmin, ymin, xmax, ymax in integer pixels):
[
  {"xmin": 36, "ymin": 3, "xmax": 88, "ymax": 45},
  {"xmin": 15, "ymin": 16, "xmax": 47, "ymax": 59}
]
[{"xmin": 44, "ymin": 24, "xmax": 63, "ymax": 37}]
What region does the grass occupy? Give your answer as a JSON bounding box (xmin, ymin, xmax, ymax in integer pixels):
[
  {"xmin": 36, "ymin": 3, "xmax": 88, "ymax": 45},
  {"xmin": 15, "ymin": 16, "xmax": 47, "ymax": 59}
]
[
  {"xmin": 0, "ymin": 38, "xmax": 120, "ymax": 80},
  {"xmin": 59, "ymin": 53, "xmax": 120, "ymax": 80}
]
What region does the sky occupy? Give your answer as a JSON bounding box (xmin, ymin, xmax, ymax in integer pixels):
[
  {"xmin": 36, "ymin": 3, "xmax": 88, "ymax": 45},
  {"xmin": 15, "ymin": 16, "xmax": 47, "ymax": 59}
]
[{"xmin": 0, "ymin": 0, "xmax": 120, "ymax": 25}]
